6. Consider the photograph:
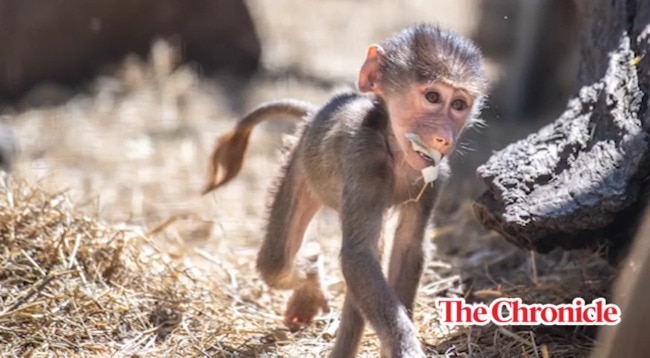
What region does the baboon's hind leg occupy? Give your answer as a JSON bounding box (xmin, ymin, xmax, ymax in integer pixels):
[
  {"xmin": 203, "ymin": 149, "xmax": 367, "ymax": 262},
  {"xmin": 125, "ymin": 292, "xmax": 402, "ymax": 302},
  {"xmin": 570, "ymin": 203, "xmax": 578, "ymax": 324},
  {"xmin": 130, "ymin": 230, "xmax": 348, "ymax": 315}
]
[{"xmin": 255, "ymin": 151, "xmax": 328, "ymax": 331}]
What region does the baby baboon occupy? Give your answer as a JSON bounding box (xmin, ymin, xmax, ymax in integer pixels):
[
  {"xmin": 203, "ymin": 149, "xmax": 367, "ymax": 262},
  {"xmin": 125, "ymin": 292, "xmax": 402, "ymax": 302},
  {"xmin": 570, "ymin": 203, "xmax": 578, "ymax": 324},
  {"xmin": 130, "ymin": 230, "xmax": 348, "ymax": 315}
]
[{"xmin": 204, "ymin": 24, "xmax": 488, "ymax": 357}]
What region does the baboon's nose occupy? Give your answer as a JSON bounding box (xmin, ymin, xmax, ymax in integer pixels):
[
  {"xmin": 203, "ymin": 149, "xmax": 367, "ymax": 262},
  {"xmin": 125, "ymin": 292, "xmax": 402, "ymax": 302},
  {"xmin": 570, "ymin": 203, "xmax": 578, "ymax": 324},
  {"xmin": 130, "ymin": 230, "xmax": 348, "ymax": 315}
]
[{"xmin": 431, "ymin": 136, "xmax": 452, "ymax": 155}]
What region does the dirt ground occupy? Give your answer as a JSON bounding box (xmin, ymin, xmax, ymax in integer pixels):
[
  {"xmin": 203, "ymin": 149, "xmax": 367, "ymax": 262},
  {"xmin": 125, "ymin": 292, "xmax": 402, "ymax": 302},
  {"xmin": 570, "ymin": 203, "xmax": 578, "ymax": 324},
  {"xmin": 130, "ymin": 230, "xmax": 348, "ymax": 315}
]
[{"xmin": 0, "ymin": 1, "xmax": 617, "ymax": 357}]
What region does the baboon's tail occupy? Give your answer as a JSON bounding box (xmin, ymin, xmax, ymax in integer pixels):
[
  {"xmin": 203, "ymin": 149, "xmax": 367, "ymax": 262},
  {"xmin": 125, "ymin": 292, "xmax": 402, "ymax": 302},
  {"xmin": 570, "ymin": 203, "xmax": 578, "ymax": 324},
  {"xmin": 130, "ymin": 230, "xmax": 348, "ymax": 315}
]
[{"xmin": 202, "ymin": 99, "xmax": 316, "ymax": 194}]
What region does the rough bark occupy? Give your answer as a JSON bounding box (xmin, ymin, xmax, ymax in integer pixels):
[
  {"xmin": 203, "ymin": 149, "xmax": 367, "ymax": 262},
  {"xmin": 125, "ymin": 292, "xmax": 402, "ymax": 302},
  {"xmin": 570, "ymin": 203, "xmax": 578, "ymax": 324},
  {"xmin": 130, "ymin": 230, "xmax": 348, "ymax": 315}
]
[{"xmin": 473, "ymin": 0, "xmax": 650, "ymax": 261}]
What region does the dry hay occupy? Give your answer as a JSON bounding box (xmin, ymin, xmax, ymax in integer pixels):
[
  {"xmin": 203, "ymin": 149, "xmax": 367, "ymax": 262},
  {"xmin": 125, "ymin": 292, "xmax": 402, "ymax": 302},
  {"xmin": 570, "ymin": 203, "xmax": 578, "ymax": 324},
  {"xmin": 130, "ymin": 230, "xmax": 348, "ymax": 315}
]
[
  {"xmin": 0, "ymin": 170, "xmax": 617, "ymax": 357},
  {"xmin": 0, "ymin": 172, "xmax": 299, "ymax": 357},
  {"xmin": 1, "ymin": 173, "xmax": 211, "ymax": 356}
]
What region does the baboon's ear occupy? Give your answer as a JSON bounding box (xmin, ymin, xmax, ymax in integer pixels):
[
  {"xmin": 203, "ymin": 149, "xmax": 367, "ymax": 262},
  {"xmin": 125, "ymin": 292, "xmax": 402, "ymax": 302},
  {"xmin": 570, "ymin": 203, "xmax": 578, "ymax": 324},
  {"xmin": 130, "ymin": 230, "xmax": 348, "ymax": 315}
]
[{"xmin": 357, "ymin": 44, "xmax": 385, "ymax": 93}]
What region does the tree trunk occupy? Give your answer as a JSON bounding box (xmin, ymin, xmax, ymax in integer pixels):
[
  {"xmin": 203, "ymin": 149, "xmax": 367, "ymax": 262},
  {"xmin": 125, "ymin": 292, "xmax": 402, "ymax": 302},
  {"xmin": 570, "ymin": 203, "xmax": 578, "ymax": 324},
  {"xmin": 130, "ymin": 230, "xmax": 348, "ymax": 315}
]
[{"xmin": 473, "ymin": 0, "xmax": 650, "ymax": 262}]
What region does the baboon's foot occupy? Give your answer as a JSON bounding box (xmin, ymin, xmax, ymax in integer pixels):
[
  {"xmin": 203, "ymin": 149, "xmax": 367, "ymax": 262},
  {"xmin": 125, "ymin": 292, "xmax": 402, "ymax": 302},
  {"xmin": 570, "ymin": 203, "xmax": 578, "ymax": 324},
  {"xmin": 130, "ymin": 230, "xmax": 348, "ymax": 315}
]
[{"xmin": 284, "ymin": 281, "xmax": 330, "ymax": 331}]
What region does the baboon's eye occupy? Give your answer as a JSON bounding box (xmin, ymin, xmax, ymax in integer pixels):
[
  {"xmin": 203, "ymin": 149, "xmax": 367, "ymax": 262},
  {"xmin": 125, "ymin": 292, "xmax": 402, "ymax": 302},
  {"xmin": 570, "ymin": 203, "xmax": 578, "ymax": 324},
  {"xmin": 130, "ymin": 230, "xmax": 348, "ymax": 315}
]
[
  {"xmin": 451, "ymin": 99, "xmax": 468, "ymax": 111},
  {"xmin": 425, "ymin": 91, "xmax": 440, "ymax": 104}
]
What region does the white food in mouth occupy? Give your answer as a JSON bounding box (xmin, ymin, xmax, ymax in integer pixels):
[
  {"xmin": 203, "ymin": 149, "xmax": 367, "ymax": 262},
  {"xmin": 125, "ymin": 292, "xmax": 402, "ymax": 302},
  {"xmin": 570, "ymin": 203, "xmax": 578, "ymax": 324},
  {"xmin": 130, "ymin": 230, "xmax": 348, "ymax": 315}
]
[
  {"xmin": 421, "ymin": 165, "xmax": 439, "ymax": 183},
  {"xmin": 404, "ymin": 132, "xmax": 442, "ymax": 184}
]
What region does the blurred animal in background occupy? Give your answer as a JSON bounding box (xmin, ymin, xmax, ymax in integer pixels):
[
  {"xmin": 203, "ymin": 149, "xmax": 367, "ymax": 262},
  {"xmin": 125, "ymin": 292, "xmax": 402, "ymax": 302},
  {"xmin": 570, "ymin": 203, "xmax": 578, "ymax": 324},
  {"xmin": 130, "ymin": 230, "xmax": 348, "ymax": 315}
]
[
  {"xmin": 204, "ymin": 23, "xmax": 488, "ymax": 357},
  {"xmin": 0, "ymin": 122, "xmax": 17, "ymax": 172},
  {"xmin": 0, "ymin": 0, "xmax": 261, "ymax": 100}
]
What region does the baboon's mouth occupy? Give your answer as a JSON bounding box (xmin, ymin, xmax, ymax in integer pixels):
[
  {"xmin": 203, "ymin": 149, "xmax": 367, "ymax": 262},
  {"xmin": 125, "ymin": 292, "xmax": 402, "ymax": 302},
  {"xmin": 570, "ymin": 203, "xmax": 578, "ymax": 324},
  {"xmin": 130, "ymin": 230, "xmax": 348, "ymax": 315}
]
[
  {"xmin": 404, "ymin": 132, "xmax": 443, "ymax": 168},
  {"xmin": 404, "ymin": 133, "xmax": 442, "ymax": 183},
  {"xmin": 416, "ymin": 150, "xmax": 435, "ymax": 163}
]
